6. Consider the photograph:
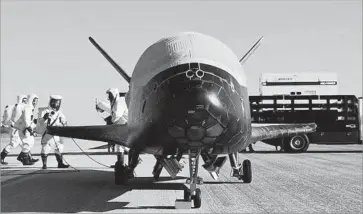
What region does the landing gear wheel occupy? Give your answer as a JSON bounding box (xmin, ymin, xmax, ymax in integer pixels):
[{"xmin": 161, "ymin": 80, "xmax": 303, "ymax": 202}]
[
  {"xmin": 283, "ymin": 134, "xmax": 310, "ymax": 153},
  {"xmin": 242, "ymin": 159, "xmax": 252, "ymax": 183},
  {"xmin": 192, "ymin": 188, "xmax": 201, "ymax": 208},
  {"xmin": 184, "ymin": 190, "xmax": 191, "ymax": 201},
  {"xmin": 114, "ymin": 161, "xmax": 128, "ymax": 185}
]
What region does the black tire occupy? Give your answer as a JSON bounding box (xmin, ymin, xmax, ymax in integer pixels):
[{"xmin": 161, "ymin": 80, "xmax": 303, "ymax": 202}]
[
  {"xmin": 283, "ymin": 134, "xmax": 310, "ymax": 153},
  {"xmin": 184, "ymin": 190, "xmax": 191, "ymax": 201},
  {"xmin": 193, "ymin": 188, "xmax": 201, "ymax": 208},
  {"xmin": 114, "ymin": 161, "xmax": 128, "ymax": 185},
  {"xmin": 242, "ymin": 159, "xmax": 252, "ymax": 183}
]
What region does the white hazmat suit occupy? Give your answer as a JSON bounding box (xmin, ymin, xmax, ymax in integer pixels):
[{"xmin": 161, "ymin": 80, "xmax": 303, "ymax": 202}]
[
  {"xmin": 107, "ymin": 88, "xmax": 128, "ymax": 154},
  {"xmin": 2, "ymin": 105, "xmax": 14, "ymax": 128},
  {"xmin": 39, "ymin": 95, "xmax": 69, "ymax": 169},
  {"xmin": 96, "ymin": 88, "xmax": 128, "ymax": 153},
  {"xmin": 11, "ymin": 94, "xmax": 39, "ymax": 165},
  {"xmin": 1, "ymin": 95, "xmax": 28, "ymax": 165}
]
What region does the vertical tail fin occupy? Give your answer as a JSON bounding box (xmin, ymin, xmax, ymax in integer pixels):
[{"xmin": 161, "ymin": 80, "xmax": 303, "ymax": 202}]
[
  {"xmin": 88, "ymin": 37, "xmax": 131, "ymax": 83},
  {"xmin": 239, "ymin": 36, "xmax": 264, "ymax": 65}
]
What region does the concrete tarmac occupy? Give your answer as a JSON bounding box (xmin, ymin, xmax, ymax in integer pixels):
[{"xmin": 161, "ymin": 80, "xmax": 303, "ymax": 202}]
[{"xmin": 1, "ymin": 137, "xmax": 362, "ymax": 213}]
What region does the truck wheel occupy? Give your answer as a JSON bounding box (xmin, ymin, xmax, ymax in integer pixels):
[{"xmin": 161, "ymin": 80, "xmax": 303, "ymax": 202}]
[{"xmin": 283, "ymin": 134, "xmax": 310, "ymax": 153}]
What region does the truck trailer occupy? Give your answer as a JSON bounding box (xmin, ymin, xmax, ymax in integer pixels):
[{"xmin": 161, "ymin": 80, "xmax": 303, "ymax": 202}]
[{"xmin": 249, "ymin": 95, "xmax": 362, "ymax": 152}]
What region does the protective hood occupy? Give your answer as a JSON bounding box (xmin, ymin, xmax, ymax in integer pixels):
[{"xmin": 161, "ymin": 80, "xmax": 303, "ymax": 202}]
[
  {"xmin": 106, "ymin": 88, "xmax": 119, "ymax": 103},
  {"xmin": 50, "ymin": 95, "xmax": 63, "ymax": 100},
  {"xmin": 49, "ymin": 95, "xmax": 63, "ymax": 111},
  {"xmin": 27, "ymin": 94, "xmax": 39, "ymax": 106},
  {"xmin": 16, "ymin": 95, "xmax": 27, "ymax": 104}
]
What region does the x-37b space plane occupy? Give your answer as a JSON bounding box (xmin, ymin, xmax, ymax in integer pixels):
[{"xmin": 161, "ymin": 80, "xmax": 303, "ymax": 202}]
[{"xmin": 47, "ymin": 32, "xmax": 316, "ymax": 209}]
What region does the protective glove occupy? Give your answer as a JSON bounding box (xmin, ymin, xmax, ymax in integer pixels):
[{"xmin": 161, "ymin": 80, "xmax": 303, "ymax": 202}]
[
  {"xmin": 43, "ymin": 112, "xmax": 50, "ymax": 120},
  {"xmin": 24, "ymin": 126, "xmax": 34, "ymax": 136},
  {"xmin": 104, "ymin": 116, "xmax": 112, "ymax": 125},
  {"xmin": 96, "ymin": 104, "xmax": 105, "ymax": 113},
  {"xmin": 59, "ymin": 117, "xmax": 67, "ymax": 126}
]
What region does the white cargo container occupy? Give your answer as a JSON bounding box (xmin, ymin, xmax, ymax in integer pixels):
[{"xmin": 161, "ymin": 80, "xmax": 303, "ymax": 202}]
[{"xmin": 259, "ymin": 72, "xmax": 338, "ymax": 96}]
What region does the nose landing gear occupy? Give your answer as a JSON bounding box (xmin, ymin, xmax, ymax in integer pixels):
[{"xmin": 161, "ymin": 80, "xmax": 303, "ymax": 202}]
[{"xmin": 175, "ymin": 147, "xmax": 203, "ymax": 209}]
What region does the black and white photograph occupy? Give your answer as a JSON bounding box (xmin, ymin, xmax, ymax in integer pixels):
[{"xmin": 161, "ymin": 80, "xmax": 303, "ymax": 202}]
[{"xmin": 1, "ymin": 0, "xmax": 362, "ymax": 213}]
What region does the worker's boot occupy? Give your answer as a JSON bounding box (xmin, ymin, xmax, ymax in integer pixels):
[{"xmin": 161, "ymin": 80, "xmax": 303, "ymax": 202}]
[
  {"xmin": 17, "ymin": 152, "xmax": 25, "ymax": 162},
  {"xmin": 55, "ymin": 153, "xmax": 69, "ymax": 168},
  {"xmin": 41, "ymin": 154, "xmax": 48, "ymax": 169},
  {"xmin": 1, "ymin": 149, "xmax": 8, "ymax": 165},
  {"xmin": 29, "ymin": 152, "xmax": 39, "ymax": 163},
  {"xmin": 21, "ymin": 152, "xmax": 35, "ymax": 166}
]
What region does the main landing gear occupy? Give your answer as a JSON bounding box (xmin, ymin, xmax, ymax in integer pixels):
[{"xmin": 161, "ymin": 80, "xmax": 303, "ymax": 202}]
[{"xmin": 229, "ymin": 152, "xmax": 252, "ymax": 183}]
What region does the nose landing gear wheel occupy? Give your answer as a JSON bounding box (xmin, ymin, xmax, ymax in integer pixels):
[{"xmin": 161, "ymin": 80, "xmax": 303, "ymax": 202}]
[
  {"xmin": 193, "ymin": 188, "xmax": 202, "ymax": 208},
  {"xmin": 184, "ymin": 188, "xmax": 202, "ymax": 208},
  {"xmin": 242, "ymin": 159, "xmax": 252, "ymax": 183}
]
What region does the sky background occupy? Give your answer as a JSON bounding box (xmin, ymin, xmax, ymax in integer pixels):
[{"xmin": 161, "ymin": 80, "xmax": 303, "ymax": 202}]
[{"xmin": 1, "ymin": 0, "xmax": 362, "ymax": 125}]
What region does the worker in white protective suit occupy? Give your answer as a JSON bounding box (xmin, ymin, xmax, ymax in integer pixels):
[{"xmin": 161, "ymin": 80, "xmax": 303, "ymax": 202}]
[
  {"xmin": 95, "ymin": 99, "xmax": 116, "ymax": 152},
  {"xmin": 107, "ymin": 88, "xmax": 128, "ymax": 155},
  {"xmin": 1, "ymin": 95, "xmax": 29, "ymax": 165},
  {"xmin": 12, "ymin": 94, "xmax": 40, "ymax": 165},
  {"xmin": 2, "ymin": 105, "xmax": 14, "ymax": 128},
  {"xmin": 39, "ymin": 95, "xmax": 69, "ymax": 169}
]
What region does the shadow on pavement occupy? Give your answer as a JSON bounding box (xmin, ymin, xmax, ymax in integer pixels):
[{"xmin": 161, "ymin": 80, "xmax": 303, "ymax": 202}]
[{"xmin": 1, "ymin": 169, "xmax": 188, "ymax": 212}]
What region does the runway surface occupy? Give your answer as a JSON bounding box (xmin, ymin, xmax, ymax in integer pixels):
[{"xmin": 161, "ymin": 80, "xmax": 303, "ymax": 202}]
[{"xmin": 1, "ymin": 137, "xmax": 362, "ymax": 213}]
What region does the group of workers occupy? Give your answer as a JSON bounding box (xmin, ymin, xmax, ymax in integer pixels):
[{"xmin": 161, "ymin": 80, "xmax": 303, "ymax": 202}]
[
  {"xmin": 1, "ymin": 88, "xmax": 134, "ymax": 173},
  {"xmin": 1, "ymin": 94, "xmax": 69, "ymax": 169}
]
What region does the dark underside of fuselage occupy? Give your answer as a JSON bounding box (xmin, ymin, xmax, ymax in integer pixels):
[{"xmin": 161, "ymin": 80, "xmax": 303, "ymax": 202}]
[{"xmin": 128, "ymin": 63, "xmax": 251, "ymax": 155}]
